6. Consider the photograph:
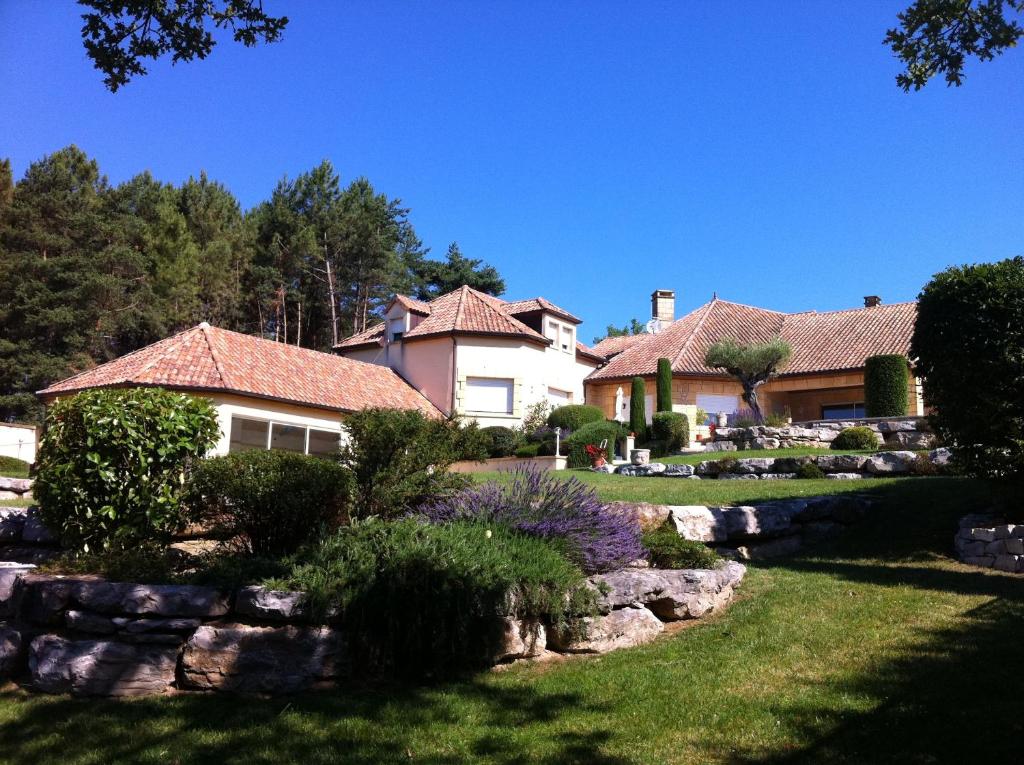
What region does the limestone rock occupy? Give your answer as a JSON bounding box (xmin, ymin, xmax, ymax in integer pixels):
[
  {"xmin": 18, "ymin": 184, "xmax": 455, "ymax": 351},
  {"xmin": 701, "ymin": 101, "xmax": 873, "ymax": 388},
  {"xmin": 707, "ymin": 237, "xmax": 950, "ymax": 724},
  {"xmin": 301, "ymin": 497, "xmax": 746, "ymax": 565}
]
[
  {"xmin": 825, "ymin": 473, "xmax": 863, "ymax": 480},
  {"xmin": 608, "ymin": 501, "xmax": 671, "ymax": 531},
  {"xmin": 876, "ymin": 420, "xmax": 919, "ymax": 433},
  {"xmin": 815, "ymin": 454, "xmax": 870, "ymax": 473},
  {"xmin": 0, "ymin": 507, "xmax": 26, "ymax": 541},
  {"xmin": 732, "ymin": 458, "xmax": 775, "ymax": 475},
  {"xmin": 887, "ymin": 431, "xmax": 937, "ymax": 450},
  {"xmin": 0, "ymin": 627, "xmax": 22, "ymax": 679},
  {"xmin": 21, "ymin": 507, "xmax": 58, "ymax": 545},
  {"xmin": 71, "ymin": 581, "xmax": 230, "ymax": 618},
  {"xmin": 29, "ymin": 635, "xmax": 177, "ymax": 696},
  {"xmin": 487, "ymin": 617, "xmax": 546, "ymax": 662},
  {"xmin": 667, "ymin": 506, "xmax": 728, "ymax": 542},
  {"xmin": 663, "ymin": 463, "xmax": 695, "ymax": 477},
  {"xmin": 235, "ymin": 587, "xmax": 310, "ymax": 622},
  {"xmin": 751, "ymin": 437, "xmax": 781, "ymax": 450},
  {"xmin": 589, "ymin": 562, "xmax": 745, "ymax": 620},
  {"xmin": 929, "ymin": 447, "xmax": 953, "ymax": 468},
  {"xmin": 864, "ymin": 451, "xmax": 918, "ymax": 474},
  {"xmin": 1005, "ymin": 538, "xmax": 1024, "ymax": 555},
  {"xmin": 21, "ymin": 576, "xmax": 78, "ymax": 625},
  {"xmin": 721, "ymin": 504, "xmax": 798, "ymax": 538},
  {"xmin": 994, "ymin": 555, "xmax": 1023, "ymax": 573},
  {"xmin": 703, "ymin": 441, "xmax": 737, "ymax": 452},
  {"xmin": 718, "ymin": 474, "xmax": 760, "ymax": 480},
  {"xmin": 0, "ymin": 477, "xmax": 32, "ymax": 493},
  {"xmin": 66, "ymin": 610, "xmax": 118, "ymax": 635},
  {"xmin": 180, "ymin": 623, "xmax": 346, "ymax": 693},
  {"xmin": 548, "ymin": 606, "xmax": 664, "ymax": 654},
  {"xmin": 0, "ymin": 563, "xmax": 34, "ymax": 617}
]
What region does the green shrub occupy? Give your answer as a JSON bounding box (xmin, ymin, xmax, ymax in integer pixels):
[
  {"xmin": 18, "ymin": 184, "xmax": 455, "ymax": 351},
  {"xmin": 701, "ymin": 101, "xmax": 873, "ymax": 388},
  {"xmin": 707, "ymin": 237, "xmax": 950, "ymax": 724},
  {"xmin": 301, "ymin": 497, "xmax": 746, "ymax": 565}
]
[
  {"xmin": 643, "ymin": 526, "xmax": 721, "ymax": 569},
  {"xmin": 796, "ymin": 461, "xmax": 825, "ymax": 479},
  {"xmin": 341, "ymin": 408, "xmax": 472, "ymax": 520},
  {"xmin": 832, "ymin": 426, "xmax": 879, "ymax": 450},
  {"xmin": 763, "ymin": 408, "xmax": 791, "ymax": 427},
  {"xmin": 480, "ymin": 426, "xmax": 520, "ymax": 458},
  {"xmin": 514, "ymin": 442, "xmax": 541, "ymax": 458},
  {"xmin": 547, "ymin": 404, "xmax": 604, "ymax": 432},
  {"xmin": 453, "ymin": 421, "xmax": 490, "ymax": 462},
  {"xmin": 912, "ymin": 256, "xmax": 1024, "ymax": 479},
  {"xmin": 910, "ymin": 454, "xmax": 939, "ymax": 476},
  {"xmin": 34, "ymin": 388, "xmax": 219, "ymax": 551},
  {"xmin": 565, "ymin": 420, "xmax": 627, "ymax": 468},
  {"xmin": 865, "ymin": 354, "xmax": 909, "ymax": 417},
  {"xmin": 656, "ymin": 358, "xmax": 673, "ymax": 412},
  {"xmin": 269, "ymin": 518, "xmax": 593, "ymax": 678},
  {"xmin": 641, "ymin": 439, "xmax": 668, "ymax": 458},
  {"xmin": 651, "ymin": 411, "xmax": 689, "ymax": 453},
  {"xmin": 185, "ymin": 451, "xmax": 351, "ymax": 557},
  {"xmin": 629, "ymin": 377, "xmax": 648, "ymax": 440},
  {"xmin": 0, "ymin": 456, "xmax": 30, "ymax": 478}
]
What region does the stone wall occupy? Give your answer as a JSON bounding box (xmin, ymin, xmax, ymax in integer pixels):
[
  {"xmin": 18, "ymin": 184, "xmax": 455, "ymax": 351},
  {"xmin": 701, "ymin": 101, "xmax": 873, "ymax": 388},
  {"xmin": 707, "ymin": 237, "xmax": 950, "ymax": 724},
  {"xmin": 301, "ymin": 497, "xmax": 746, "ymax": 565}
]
[
  {"xmin": 954, "ymin": 514, "xmax": 1024, "ymax": 573},
  {"xmin": 616, "ymin": 448, "xmax": 951, "ymax": 480},
  {"xmin": 706, "ymin": 418, "xmax": 936, "ymax": 452},
  {"xmin": 610, "ymin": 493, "xmax": 876, "ymax": 560},
  {"xmin": 0, "ymin": 561, "xmax": 745, "ymax": 697}
]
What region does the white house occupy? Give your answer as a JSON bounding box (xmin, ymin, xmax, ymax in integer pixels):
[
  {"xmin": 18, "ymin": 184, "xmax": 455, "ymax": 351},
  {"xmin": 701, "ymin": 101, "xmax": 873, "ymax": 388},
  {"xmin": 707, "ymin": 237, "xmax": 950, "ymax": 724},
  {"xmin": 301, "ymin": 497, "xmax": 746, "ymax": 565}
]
[{"xmin": 335, "ymin": 286, "xmax": 603, "ymax": 428}]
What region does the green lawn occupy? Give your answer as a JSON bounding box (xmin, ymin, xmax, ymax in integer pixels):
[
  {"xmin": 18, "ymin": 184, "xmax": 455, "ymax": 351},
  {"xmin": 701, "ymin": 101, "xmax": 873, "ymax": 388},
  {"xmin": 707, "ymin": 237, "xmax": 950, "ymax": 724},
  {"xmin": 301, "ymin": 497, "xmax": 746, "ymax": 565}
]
[
  {"xmin": 0, "ymin": 498, "xmax": 32, "ymax": 508},
  {"xmin": 0, "ymin": 458, "xmax": 30, "ymax": 479},
  {"xmin": 2, "ymin": 477, "xmax": 1019, "ymax": 764}
]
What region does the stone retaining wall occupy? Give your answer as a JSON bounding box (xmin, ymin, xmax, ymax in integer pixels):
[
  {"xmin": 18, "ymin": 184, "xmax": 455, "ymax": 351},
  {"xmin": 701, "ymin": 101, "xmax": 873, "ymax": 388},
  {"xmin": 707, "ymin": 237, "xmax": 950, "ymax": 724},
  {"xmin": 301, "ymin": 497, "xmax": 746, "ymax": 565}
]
[
  {"xmin": 706, "ymin": 418, "xmax": 936, "ymax": 452},
  {"xmin": 0, "ymin": 560, "xmax": 745, "ymax": 696},
  {"xmin": 0, "ymin": 476, "xmax": 33, "ymax": 501},
  {"xmin": 954, "ymin": 514, "xmax": 1024, "ymax": 573},
  {"xmin": 616, "ymin": 448, "xmax": 951, "ymax": 480}
]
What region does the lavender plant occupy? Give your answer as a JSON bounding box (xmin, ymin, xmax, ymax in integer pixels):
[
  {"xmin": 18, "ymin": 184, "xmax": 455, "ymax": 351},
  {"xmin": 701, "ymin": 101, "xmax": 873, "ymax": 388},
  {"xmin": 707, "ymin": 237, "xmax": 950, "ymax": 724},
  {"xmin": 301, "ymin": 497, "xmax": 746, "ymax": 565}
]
[{"xmin": 419, "ymin": 467, "xmax": 644, "ymax": 573}]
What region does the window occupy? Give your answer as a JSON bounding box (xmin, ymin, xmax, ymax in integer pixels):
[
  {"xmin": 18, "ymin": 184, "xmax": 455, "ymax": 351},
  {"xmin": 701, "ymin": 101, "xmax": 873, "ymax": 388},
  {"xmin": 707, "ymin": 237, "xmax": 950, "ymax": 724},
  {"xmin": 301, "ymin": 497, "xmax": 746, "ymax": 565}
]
[
  {"xmin": 545, "ymin": 321, "xmax": 559, "ymax": 343},
  {"xmin": 389, "ymin": 317, "xmax": 405, "ymax": 342},
  {"xmin": 228, "ymin": 416, "xmax": 340, "ymax": 456},
  {"xmin": 561, "ymin": 326, "xmax": 573, "ymax": 353},
  {"xmin": 547, "ymin": 387, "xmax": 572, "ymax": 406},
  {"xmin": 465, "ymin": 377, "xmax": 514, "ymax": 414},
  {"xmin": 695, "ymin": 394, "xmax": 740, "ymax": 418},
  {"xmin": 821, "ymin": 403, "xmax": 865, "ymax": 420}
]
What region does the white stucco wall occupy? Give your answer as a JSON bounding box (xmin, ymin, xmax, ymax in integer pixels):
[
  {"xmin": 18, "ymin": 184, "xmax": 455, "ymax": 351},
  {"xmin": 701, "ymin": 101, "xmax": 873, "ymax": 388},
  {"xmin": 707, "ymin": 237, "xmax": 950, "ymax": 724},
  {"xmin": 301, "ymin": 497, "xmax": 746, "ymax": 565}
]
[
  {"xmin": 0, "ymin": 423, "xmax": 37, "ymax": 464},
  {"xmin": 202, "ymin": 392, "xmax": 345, "ymax": 457}
]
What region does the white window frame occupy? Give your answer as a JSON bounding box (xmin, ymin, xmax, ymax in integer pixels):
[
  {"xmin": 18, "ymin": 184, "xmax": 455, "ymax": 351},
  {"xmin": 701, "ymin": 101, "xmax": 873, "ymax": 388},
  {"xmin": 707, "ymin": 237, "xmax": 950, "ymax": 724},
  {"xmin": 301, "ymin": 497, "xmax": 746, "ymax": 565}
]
[
  {"xmin": 464, "ymin": 377, "xmax": 515, "ymax": 415},
  {"xmin": 229, "ymin": 415, "xmax": 341, "ymax": 456}
]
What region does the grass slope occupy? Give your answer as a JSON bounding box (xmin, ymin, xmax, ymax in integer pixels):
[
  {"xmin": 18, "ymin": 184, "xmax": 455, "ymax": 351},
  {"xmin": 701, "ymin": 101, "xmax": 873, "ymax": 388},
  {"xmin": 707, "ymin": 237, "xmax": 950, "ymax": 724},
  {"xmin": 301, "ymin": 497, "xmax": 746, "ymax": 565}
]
[{"xmin": 1, "ymin": 477, "xmax": 1019, "ymax": 764}]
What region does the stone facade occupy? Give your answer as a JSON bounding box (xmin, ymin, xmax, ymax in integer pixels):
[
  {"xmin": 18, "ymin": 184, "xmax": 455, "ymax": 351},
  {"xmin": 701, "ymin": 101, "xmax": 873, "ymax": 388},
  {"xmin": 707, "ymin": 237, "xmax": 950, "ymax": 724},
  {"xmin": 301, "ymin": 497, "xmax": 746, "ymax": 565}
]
[
  {"xmin": 707, "ymin": 418, "xmax": 937, "ymax": 452},
  {"xmin": 954, "ymin": 515, "xmax": 1024, "ymax": 573}
]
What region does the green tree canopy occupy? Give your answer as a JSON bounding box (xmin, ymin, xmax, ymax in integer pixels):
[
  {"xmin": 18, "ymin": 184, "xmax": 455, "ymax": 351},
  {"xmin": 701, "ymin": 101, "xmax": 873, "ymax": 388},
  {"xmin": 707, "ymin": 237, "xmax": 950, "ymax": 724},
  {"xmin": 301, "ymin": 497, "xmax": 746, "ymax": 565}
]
[
  {"xmin": 704, "ymin": 337, "xmax": 792, "ymax": 424},
  {"xmin": 593, "ymin": 318, "xmax": 645, "ymax": 345},
  {"xmin": 409, "ymin": 242, "xmax": 506, "ymax": 301}
]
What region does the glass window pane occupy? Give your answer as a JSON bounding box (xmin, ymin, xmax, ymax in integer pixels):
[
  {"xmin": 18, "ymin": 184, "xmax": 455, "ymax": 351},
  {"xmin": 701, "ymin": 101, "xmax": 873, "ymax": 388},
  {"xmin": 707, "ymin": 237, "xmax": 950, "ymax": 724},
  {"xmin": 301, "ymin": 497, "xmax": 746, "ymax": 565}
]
[
  {"xmin": 307, "ymin": 429, "xmax": 340, "ymax": 457},
  {"xmin": 229, "ymin": 417, "xmax": 268, "ymax": 453},
  {"xmin": 270, "ymin": 423, "xmax": 306, "ymax": 453},
  {"xmin": 821, "ymin": 403, "xmax": 866, "ymax": 420}
]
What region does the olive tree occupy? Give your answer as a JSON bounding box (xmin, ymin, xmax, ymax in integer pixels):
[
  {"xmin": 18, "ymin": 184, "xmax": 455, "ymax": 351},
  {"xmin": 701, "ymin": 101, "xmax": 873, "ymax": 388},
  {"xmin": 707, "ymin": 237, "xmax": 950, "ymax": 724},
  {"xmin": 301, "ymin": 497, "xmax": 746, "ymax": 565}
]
[{"xmin": 704, "ymin": 337, "xmax": 792, "ymax": 425}]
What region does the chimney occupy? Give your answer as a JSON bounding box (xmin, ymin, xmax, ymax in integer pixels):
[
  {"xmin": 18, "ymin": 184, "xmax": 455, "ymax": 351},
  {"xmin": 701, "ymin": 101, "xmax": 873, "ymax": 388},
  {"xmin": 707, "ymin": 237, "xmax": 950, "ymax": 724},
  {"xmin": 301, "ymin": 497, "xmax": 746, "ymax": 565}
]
[
  {"xmin": 651, "ymin": 289, "xmax": 675, "ymax": 323},
  {"xmin": 863, "ymin": 295, "xmax": 882, "ymax": 308}
]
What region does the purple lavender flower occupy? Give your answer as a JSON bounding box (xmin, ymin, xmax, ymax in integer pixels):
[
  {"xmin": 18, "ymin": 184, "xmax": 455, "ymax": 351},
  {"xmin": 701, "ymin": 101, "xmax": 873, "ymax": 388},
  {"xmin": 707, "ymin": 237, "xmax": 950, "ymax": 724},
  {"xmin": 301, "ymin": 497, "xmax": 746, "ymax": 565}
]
[{"xmin": 419, "ymin": 466, "xmax": 643, "ymax": 573}]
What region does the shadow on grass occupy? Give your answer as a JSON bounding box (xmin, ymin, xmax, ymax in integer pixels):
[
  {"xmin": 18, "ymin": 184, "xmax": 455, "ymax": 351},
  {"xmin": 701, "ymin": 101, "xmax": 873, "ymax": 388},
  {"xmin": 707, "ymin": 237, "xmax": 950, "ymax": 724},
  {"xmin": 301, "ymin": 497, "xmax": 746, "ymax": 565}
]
[{"xmin": 0, "ymin": 675, "xmax": 625, "ymax": 765}]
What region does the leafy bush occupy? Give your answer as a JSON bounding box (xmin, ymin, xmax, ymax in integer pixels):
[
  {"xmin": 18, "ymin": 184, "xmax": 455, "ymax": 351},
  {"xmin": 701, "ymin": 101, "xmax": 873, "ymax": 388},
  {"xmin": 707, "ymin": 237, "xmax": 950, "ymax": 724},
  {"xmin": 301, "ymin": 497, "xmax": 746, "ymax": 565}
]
[
  {"xmin": 763, "ymin": 408, "xmax": 791, "ymax": 427},
  {"xmin": 640, "ymin": 439, "xmax": 668, "ymax": 458},
  {"xmin": 547, "ymin": 404, "xmax": 603, "ymax": 432},
  {"xmin": 419, "ymin": 466, "xmax": 644, "ymax": 574},
  {"xmin": 911, "ymin": 256, "xmax": 1024, "ymax": 479},
  {"xmin": 651, "ymin": 411, "xmax": 690, "ymax": 453},
  {"xmin": 514, "ymin": 442, "xmax": 540, "ymax": 458},
  {"xmin": 910, "ymin": 454, "xmax": 939, "ymax": 476},
  {"xmin": 520, "ymin": 399, "xmax": 552, "ymax": 435},
  {"xmin": 480, "ymin": 426, "xmax": 520, "ymax": 458},
  {"xmin": 565, "ymin": 420, "xmax": 626, "ymax": 468},
  {"xmin": 629, "ymin": 377, "xmax": 647, "ymax": 439},
  {"xmin": 643, "ymin": 526, "xmax": 720, "ymax": 569},
  {"xmin": 832, "ymin": 426, "xmax": 879, "ymax": 450},
  {"xmin": 796, "ymin": 461, "xmax": 825, "ymax": 479},
  {"xmin": 865, "ymin": 354, "xmax": 909, "ymax": 417},
  {"xmin": 270, "ymin": 518, "xmax": 593, "ymax": 678},
  {"xmin": 34, "ymin": 388, "xmax": 219, "ymax": 551},
  {"xmin": 656, "ymin": 358, "xmax": 673, "ymax": 412},
  {"xmin": 185, "ymin": 451, "xmax": 351, "ymax": 556},
  {"xmin": 454, "ymin": 421, "xmax": 491, "ymax": 462},
  {"xmin": 729, "ymin": 408, "xmax": 758, "ymax": 428},
  {"xmin": 340, "ymin": 408, "xmax": 472, "ymax": 520},
  {"xmin": 0, "ymin": 456, "xmax": 30, "ymax": 478}
]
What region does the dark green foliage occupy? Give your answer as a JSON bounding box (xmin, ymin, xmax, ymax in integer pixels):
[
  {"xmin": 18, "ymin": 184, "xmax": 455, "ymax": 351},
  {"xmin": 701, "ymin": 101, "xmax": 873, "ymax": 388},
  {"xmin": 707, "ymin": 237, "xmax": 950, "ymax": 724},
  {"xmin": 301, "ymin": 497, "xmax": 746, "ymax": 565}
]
[
  {"xmin": 340, "ymin": 408, "xmax": 473, "ymax": 519},
  {"xmin": 795, "ymin": 461, "xmax": 825, "ymax": 479},
  {"xmin": 643, "ymin": 526, "xmax": 721, "ymax": 569},
  {"xmin": 763, "ymin": 409, "xmax": 791, "ymax": 427},
  {"xmin": 704, "ymin": 337, "xmax": 793, "ymax": 424},
  {"xmin": 629, "ymin": 377, "xmax": 647, "ymax": 440},
  {"xmin": 910, "ymin": 455, "xmax": 939, "ymax": 476},
  {"xmin": 641, "ymin": 439, "xmax": 668, "ymax": 458},
  {"xmin": 79, "ymin": 0, "xmax": 290, "ymax": 91},
  {"xmin": 565, "ymin": 421, "xmax": 627, "ymax": 468},
  {"xmin": 885, "ymin": 0, "xmax": 1023, "ymax": 92},
  {"xmin": 912, "ymin": 256, "xmax": 1024, "ymax": 479},
  {"xmin": 865, "ymin": 355, "xmax": 909, "ymax": 417},
  {"xmin": 480, "ymin": 426, "xmax": 520, "ymax": 458},
  {"xmin": 651, "ymin": 411, "xmax": 690, "ymax": 453},
  {"xmin": 185, "ymin": 451, "xmax": 351, "ymax": 557},
  {"xmin": 34, "ymin": 387, "xmax": 219, "ymax": 551},
  {"xmin": 547, "ymin": 404, "xmax": 604, "ymax": 432},
  {"xmin": 656, "ymin": 358, "xmax": 673, "ymax": 412},
  {"xmin": 592, "ymin": 318, "xmax": 645, "ymax": 345},
  {"xmin": 832, "ymin": 427, "xmax": 880, "ymax": 450},
  {"xmin": 0, "ymin": 456, "xmax": 30, "ymax": 478},
  {"xmin": 269, "ymin": 518, "xmax": 593, "ymax": 678},
  {"xmin": 514, "ymin": 443, "xmax": 541, "ymax": 458},
  {"xmin": 409, "ymin": 242, "xmax": 505, "ymax": 300}
]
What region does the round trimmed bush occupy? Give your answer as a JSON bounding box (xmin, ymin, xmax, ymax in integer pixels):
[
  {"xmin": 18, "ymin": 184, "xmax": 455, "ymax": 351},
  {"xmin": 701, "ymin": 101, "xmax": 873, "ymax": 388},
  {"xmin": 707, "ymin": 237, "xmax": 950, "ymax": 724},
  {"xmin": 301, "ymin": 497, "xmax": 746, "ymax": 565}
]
[
  {"xmin": 565, "ymin": 420, "xmax": 627, "ymax": 468},
  {"xmin": 643, "ymin": 526, "xmax": 720, "ymax": 569},
  {"xmin": 865, "ymin": 354, "xmax": 909, "ymax": 417},
  {"xmin": 514, "ymin": 442, "xmax": 541, "ymax": 458},
  {"xmin": 831, "ymin": 426, "xmax": 879, "ymax": 450},
  {"xmin": 651, "ymin": 411, "xmax": 690, "ymax": 453},
  {"xmin": 34, "ymin": 387, "xmax": 219, "ymax": 552},
  {"xmin": 480, "ymin": 426, "xmax": 520, "ymax": 458},
  {"xmin": 547, "ymin": 404, "xmax": 604, "ymax": 432},
  {"xmin": 795, "ymin": 461, "xmax": 825, "ymax": 479}
]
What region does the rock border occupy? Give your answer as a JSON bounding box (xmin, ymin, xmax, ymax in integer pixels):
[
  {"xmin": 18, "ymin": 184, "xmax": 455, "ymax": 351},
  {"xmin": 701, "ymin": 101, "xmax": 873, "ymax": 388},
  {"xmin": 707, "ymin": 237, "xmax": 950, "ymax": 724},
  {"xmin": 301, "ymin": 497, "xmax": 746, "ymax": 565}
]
[{"xmin": 954, "ymin": 514, "xmax": 1024, "ymax": 573}]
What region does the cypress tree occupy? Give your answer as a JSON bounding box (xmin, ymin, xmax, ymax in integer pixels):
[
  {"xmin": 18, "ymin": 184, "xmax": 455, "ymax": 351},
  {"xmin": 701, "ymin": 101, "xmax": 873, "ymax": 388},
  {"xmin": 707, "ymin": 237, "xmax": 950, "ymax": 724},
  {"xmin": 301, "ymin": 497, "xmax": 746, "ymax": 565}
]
[
  {"xmin": 629, "ymin": 376, "xmax": 647, "ymax": 439},
  {"xmin": 656, "ymin": 357, "xmax": 673, "ymax": 412},
  {"xmin": 864, "ymin": 354, "xmax": 909, "ymax": 417}
]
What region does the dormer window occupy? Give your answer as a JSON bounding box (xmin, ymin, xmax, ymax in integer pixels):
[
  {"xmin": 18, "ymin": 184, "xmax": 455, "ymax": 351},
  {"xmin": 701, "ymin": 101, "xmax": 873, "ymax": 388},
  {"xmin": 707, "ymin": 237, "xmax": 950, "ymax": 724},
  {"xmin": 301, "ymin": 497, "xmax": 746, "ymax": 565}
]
[
  {"xmin": 545, "ymin": 318, "xmax": 574, "ymax": 354},
  {"xmin": 389, "ymin": 317, "xmax": 405, "ymax": 342}
]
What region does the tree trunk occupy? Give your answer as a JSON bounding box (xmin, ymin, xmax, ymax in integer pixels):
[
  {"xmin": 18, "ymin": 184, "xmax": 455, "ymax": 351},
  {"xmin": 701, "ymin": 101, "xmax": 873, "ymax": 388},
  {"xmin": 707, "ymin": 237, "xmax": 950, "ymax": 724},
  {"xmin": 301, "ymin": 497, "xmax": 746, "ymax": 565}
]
[
  {"xmin": 741, "ymin": 381, "xmax": 765, "ymax": 424},
  {"xmin": 325, "ymin": 253, "xmax": 338, "ymax": 347}
]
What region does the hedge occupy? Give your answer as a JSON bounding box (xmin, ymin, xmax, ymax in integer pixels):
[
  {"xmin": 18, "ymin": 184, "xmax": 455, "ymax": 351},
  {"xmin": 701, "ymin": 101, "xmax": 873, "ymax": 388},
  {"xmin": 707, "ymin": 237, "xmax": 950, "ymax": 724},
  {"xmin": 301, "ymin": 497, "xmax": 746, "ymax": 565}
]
[
  {"xmin": 864, "ymin": 354, "xmax": 909, "ymax": 417},
  {"xmin": 651, "ymin": 411, "xmax": 689, "ymax": 453},
  {"xmin": 480, "ymin": 426, "xmax": 520, "ymax": 458},
  {"xmin": 547, "ymin": 404, "xmax": 604, "ymax": 432}
]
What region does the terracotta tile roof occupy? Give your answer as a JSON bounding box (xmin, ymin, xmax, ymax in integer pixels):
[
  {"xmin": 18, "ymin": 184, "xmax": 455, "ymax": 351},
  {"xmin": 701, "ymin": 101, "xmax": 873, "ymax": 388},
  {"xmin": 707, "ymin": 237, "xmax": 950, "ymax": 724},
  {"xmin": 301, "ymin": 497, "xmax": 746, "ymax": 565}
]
[
  {"xmin": 38, "ymin": 324, "xmax": 443, "ymax": 416},
  {"xmin": 336, "ymin": 286, "xmax": 583, "ymax": 349},
  {"xmin": 575, "ymin": 341, "xmax": 606, "ymax": 364},
  {"xmin": 587, "ymin": 298, "xmax": 916, "ymax": 380},
  {"xmin": 590, "ymin": 333, "xmax": 648, "ymax": 358},
  {"xmin": 390, "ymin": 294, "xmax": 432, "ymax": 315}
]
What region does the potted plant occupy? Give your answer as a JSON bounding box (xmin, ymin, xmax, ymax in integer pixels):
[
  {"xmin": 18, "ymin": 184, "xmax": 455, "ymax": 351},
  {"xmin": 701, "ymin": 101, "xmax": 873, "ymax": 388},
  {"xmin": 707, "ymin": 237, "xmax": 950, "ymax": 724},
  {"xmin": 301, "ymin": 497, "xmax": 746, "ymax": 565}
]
[{"xmin": 585, "ymin": 442, "xmax": 607, "ymax": 468}]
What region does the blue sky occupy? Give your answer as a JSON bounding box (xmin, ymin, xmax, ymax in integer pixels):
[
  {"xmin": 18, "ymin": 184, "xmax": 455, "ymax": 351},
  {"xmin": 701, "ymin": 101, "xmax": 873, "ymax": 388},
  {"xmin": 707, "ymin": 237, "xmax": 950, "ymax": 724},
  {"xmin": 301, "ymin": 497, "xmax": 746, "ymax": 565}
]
[{"xmin": 2, "ymin": 1, "xmax": 1022, "ymax": 342}]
